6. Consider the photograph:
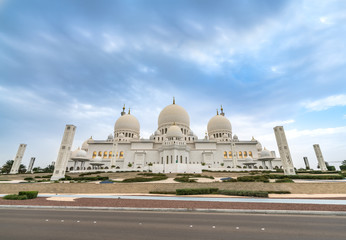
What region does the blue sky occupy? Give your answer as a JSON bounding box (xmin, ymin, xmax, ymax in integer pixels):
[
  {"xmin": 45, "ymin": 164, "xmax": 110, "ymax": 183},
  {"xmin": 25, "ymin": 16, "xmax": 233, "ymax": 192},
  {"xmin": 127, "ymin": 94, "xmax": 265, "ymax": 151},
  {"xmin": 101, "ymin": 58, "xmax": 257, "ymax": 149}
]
[{"xmin": 0, "ymin": 0, "xmax": 345, "ymax": 169}]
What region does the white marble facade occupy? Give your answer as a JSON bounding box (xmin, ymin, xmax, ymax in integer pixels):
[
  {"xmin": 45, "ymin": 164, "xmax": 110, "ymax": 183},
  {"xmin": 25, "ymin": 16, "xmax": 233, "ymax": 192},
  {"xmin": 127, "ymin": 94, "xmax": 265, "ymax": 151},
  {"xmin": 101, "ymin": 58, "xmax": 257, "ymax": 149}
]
[{"xmin": 67, "ymin": 99, "xmax": 283, "ymax": 173}]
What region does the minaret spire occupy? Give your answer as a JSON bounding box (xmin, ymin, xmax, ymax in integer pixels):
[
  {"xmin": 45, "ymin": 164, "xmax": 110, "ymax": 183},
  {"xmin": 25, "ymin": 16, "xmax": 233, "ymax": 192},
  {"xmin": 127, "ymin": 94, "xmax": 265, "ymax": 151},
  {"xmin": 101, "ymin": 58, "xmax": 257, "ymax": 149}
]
[
  {"xmin": 128, "ymin": 108, "xmax": 131, "ymax": 114},
  {"xmin": 173, "ymin": 96, "xmax": 175, "ymax": 104},
  {"xmin": 216, "ymin": 109, "xmax": 219, "ymax": 115},
  {"xmin": 121, "ymin": 104, "xmax": 126, "ymax": 116},
  {"xmin": 220, "ymin": 105, "xmax": 225, "ymax": 116}
]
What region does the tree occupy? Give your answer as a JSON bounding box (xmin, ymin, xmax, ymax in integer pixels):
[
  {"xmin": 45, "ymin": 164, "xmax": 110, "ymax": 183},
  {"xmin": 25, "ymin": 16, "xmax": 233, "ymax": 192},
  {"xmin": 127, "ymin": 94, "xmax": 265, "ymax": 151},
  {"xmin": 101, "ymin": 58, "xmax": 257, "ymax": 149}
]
[
  {"xmin": 340, "ymin": 160, "xmax": 346, "ymax": 171},
  {"xmin": 18, "ymin": 164, "xmax": 27, "ymax": 174},
  {"xmin": 1, "ymin": 160, "xmax": 14, "ymax": 174}
]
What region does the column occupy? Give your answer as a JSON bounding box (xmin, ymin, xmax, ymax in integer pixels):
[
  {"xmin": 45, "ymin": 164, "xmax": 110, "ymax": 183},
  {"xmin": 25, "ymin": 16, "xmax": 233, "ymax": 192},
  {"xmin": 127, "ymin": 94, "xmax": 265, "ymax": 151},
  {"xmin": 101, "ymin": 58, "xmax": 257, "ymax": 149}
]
[
  {"xmin": 313, "ymin": 144, "xmax": 327, "ymax": 171},
  {"xmin": 10, "ymin": 144, "xmax": 27, "ymax": 174}
]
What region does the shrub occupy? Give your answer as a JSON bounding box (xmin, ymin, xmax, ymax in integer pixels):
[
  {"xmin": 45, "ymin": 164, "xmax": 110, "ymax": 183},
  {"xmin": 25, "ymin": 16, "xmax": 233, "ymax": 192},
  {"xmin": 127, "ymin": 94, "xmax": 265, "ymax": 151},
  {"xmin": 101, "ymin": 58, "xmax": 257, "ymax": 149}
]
[
  {"xmin": 19, "ymin": 191, "xmax": 38, "ymax": 199},
  {"xmin": 3, "ymin": 194, "xmax": 28, "ymax": 200},
  {"xmin": 218, "ymin": 190, "xmax": 268, "ymax": 198},
  {"xmin": 123, "ymin": 175, "xmax": 167, "ymax": 182},
  {"xmin": 236, "ymin": 175, "xmax": 269, "ymax": 182},
  {"xmin": 221, "ymin": 178, "xmax": 237, "ymax": 182},
  {"xmin": 24, "ymin": 177, "xmax": 34, "ymax": 181},
  {"xmin": 174, "ymin": 177, "xmax": 197, "ymax": 183},
  {"xmin": 149, "ymin": 191, "xmax": 176, "ymax": 194},
  {"xmin": 275, "ymin": 178, "xmax": 294, "ymax": 183},
  {"xmin": 176, "ymin": 188, "xmax": 219, "ymax": 195},
  {"xmin": 267, "ymin": 191, "xmax": 291, "ymax": 194},
  {"xmin": 266, "ymin": 174, "xmax": 343, "ymax": 180},
  {"xmin": 138, "ymin": 173, "xmax": 166, "ymax": 177}
]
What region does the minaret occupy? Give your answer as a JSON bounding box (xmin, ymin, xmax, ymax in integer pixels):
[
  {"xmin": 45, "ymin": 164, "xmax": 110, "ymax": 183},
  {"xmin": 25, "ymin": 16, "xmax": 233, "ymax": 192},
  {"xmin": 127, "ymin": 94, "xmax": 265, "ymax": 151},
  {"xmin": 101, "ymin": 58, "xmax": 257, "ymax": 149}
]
[
  {"xmin": 313, "ymin": 144, "xmax": 327, "ymax": 171},
  {"xmin": 220, "ymin": 105, "xmax": 225, "ymax": 116},
  {"xmin": 303, "ymin": 157, "xmax": 310, "ymax": 169},
  {"xmin": 173, "ymin": 96, "xmax": 175, "ymax": 104},
  {"xmin": 51, "ymin": 125, "xmax": 76, "ymax": 181},
  {"xmin": 10, "ymin": 144, "xmax": 27, "ymax": 174},
  {"xmin": 273, "ymin": 126, "xmax": 296, "ymax": 175},
  {"xmin": 26, "ymin": 157, "xmax": 36, "ymax": 173}
]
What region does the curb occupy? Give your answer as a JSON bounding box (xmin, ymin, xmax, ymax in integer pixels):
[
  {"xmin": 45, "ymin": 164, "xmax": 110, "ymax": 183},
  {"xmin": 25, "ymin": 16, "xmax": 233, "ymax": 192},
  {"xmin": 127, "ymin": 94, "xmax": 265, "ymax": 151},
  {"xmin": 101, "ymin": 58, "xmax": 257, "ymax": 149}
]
[{"xmin": 1, "ymin": 205, "xmax": 346, "ymax": 216}]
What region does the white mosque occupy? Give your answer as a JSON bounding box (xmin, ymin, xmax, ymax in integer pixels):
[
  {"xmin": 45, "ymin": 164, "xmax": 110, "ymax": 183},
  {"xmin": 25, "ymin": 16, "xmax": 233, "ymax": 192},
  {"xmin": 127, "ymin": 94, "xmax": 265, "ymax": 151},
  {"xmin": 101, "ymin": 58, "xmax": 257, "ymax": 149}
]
[{"xmin": 66, "ymin": 98, "xmax": 283, "ymax": 173}]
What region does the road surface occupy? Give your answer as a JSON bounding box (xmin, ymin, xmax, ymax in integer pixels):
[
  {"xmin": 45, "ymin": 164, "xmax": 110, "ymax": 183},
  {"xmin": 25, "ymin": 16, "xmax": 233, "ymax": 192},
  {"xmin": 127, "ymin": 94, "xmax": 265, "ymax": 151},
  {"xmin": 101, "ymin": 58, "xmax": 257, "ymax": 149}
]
[{"xmin": 0, "ymin": 209, "xmax": 345, "ymax": 240}]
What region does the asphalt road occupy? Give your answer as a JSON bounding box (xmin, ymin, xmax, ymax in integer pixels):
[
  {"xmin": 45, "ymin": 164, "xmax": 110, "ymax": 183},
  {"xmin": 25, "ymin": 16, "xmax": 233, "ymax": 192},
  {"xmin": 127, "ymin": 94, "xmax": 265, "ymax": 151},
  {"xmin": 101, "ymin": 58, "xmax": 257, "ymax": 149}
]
[{"xmin": 0, "ymin": 209, "xmax": 345, "ymax": 240}]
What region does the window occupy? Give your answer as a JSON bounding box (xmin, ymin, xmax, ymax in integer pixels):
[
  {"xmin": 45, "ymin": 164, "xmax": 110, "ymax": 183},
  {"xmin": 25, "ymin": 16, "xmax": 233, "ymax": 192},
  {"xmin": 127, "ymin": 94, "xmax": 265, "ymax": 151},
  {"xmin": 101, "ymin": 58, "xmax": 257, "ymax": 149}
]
[
  {"xmin": 224, "ymin": 151, "xmax": 227, "ymax": 158},
  {"xmin": 171, "ymin": 155, "xmax": 173, "ymax": 164},
  {"xmin": 103, "ymin": 151, "xmax": 108, "ymax": 158},
  {"xmin": 98, "ymin": 151, "xmax": 102, "ymax": 157},
  {"xmin": 119, "ymin": 151, "xmax": 124, "ymax": 159},
  {"xmin": 244, "ymin": 151, "xmax": 248, "ymax": 157},
  {"xmin": 166, "ymin": 156, "xmax": 169, "ymax": 164},
  {"xmin": 249, "ymin": 151, "xmax": 253, "ymax": 157},
  {"xmin": 229, "ymin": 151, "xmax": 232, "ymax": 158},
  {"xmin": 180, "ymin": 156, "xmax": 183, "ymax": 163},
  {"xmin": 109, "ymin": 151, "xmax": 112, "ymax": 158},
  {"xmin": 92, "ymin": 151, "xmax": 97, "ymax": 158},
  {"xmin": 238, "ymin": 151, "xmax": 243, "ymax": 158}
]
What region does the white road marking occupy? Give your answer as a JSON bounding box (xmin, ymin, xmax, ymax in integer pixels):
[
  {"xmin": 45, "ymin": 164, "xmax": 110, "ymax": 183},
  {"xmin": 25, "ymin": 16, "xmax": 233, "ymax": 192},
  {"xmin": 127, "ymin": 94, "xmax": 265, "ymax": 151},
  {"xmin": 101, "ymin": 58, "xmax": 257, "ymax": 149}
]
[
  {"xmin": 45, "ymin": 219, "xmax": 48, "ymax": 222},
  {"xmin": 77, "ymin": 221, "xmax": 80, "ymax": 223},
  {"xmin": 190, "ymin": 225, "xmax": 193, "ymax": 228},
  {"xmin": 61, "ymin": 220, "xmax": 64, "ymax": 222},
  {"xmin": 212, "ymin": 226, "xmax": 216, "ymax": 228},
  {"xmin": 236, "ymin": 227, "xmax": 239, "ymax": 230},
  {"xmin": 261, "ymin": 228, "xmax": 265, "ymax": 231}
]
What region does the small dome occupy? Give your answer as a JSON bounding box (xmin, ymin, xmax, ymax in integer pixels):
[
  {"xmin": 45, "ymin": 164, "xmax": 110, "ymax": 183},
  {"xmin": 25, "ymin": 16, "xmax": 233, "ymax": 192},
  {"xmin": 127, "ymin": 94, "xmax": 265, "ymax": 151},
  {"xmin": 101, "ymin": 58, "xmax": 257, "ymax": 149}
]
[
  {"xmin": 71, "ymin": 148, "xmax": 87, "ymax": 159},
  {"xmin": 233, "ymin": 134, "xmax": 239, "ymax": 141},
  {"xmin": 158, "ymin": 102, "xmax": 190, "ymax": 128},
  {"xmin": 223, "ymin": 133, "xmax": 228, "ymax": 138},
  {"xmin": 256, "ymin": 142, "xmax": 263, "ymax": 151},
  {"xmin": 166, "ymin": 125, "xmax": 183, "ymax": 138},
  {"xmin": 207, "ymin": 114, "xmax": 232, "ymax": 134},
  {"xmin": 155, "ymin": 130, "xmax": 161, "ymax": 135},
  {"xmin": 114, "ymin": 113, "xmax": 140, "ymax": 133},
  {"xmin": 118, "ymin": 133, "xmax": 124, "ymax": 138},
  {"xmin": 245, "ymin": 156, "xmax": 253, "ymax": 161},
  {"xmin": 260, "ymin": 148, "xmax": 271, "ymax": 158},
  {"xmin": 107, "ymin": 134, "xmax": 114, "ymax": 140},
  {"xmin": 81, "ymin": 136, "xmax": 93, "ymax": 150}
]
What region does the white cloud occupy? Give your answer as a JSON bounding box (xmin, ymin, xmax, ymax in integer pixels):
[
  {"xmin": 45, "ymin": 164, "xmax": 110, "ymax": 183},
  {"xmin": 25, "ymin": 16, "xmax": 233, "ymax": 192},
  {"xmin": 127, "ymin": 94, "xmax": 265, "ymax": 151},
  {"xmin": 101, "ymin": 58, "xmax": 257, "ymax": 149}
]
[
  {"xmin": 302, "ymin": 94, "xmax": 346, "ymax": 111},
  {"xmin": 286, "ymin": 126, "xmax": 346, "ymax": 139}
]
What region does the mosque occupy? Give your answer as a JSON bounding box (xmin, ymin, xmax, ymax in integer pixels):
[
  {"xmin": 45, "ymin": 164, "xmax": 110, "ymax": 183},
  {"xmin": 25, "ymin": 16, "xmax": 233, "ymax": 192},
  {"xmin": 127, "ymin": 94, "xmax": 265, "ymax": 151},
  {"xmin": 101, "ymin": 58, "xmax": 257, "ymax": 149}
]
[{"xmin": 66, "ymin": 98, "xmax": 283, "ymax": 173}]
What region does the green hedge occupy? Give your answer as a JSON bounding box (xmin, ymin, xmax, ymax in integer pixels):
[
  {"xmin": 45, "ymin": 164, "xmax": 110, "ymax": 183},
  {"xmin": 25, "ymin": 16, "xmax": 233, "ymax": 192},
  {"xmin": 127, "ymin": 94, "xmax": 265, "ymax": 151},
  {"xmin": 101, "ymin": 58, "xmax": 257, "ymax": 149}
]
[
  {"xmin": 138, "ymin": 173, "xmax": 166, "ymax": 177},
  {"xmin": 149, "ymin": 191, "xmax": 176, "ymax": 194},
  {"xmin": 24, "ymin": 177, "xmax": 34, "ymax": 181},
  {"xmin": 221, "ymin": 178, "xmax": 237, "ymax": 182},
  {"xmin": 176, "ymin": 188, "xmax": 219, "ymax": 195},
  {"xmin": 123, "ymin": 175, "xmax": 167, "ymax": 182},
  {"xmin": 174, "ymin": 177, "xmax": 197, "ymax": 183},
  {"xmin": 19, "ymin": 191, "xmax": 38, "ymax": 199},
  {"xmin": 236, "ymin": 175, "xmax": 269, "ymax": 182},
  {"xmin": 275, "ymin": 178, "xmax": 294, "ymax": 183},
  {"xmin": 176, "ymin": 174, "xmax": 214, "ymax": 179},
  {"xmin": 3, "ymin": 194, "xmax": 28, "ymax": 200},
  {"xmin": 266, "ymin": 174, "xmax": 344, "ymax": 180},
  {"xmin": 218, "ymin": 190, "xmax": 268, "ymax": 198}
]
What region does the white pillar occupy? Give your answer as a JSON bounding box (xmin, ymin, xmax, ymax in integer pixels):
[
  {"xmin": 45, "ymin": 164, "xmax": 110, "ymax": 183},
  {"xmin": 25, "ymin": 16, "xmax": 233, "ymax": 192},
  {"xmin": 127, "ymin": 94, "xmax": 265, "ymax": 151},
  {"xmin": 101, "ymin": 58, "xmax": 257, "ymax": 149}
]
[
  {"xmin": 274, "ymin": 126, "xmax": 296, "ymax": 175},
  {"xmin": 10, "ymin": 144, "xmax": 27, "ymax": 174},
  {"xmin": 51, "ymin": 125, "xmax": 76, "ymax": 181},
  {"xmin": 303, "ymin": 157, "xmax": 310, "ymax": 169},
  {"xmin": 26, "ymin": 157, "xmax": 36, "ymax": 173},
  {"xmin": 313, "ymin": 144, "xmax": 327, "ymax": 171}
]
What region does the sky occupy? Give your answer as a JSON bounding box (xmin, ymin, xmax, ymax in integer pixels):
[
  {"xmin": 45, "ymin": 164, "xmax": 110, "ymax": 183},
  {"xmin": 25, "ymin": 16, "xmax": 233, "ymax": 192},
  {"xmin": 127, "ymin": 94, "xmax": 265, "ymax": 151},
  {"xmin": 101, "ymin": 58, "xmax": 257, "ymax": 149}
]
[{"xmin": 0, "ymin": 0, "xmax": 345, "ymax": 169}]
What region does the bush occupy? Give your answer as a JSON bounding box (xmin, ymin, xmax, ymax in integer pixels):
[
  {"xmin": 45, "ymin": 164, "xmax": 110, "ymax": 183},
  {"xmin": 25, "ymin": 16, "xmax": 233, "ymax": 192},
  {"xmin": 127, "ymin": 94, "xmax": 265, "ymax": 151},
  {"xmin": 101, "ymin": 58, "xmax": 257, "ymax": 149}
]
[
  {"xmin": 266, "ymin": 174, "xmax": 344, "ymax": 180},
  {"xmin": 275, "ymin": 178, "xmax": 294, "ymax": 183},
  {"xmin": 267, "ymin": 191, "xmax": 291, "ymax": 194},
  {"xmin": 176, "ymin": 188, "xmax": 219, "ymax": 195},
  {"xmin": 149, "ymin": 191, "xmax": 176, "ymax": 194},
  {"xmin": 3, "ymin": 194, "xmax": 28, "ymax": 200},
  {"xmin": 218, "ymin": 190, "xmax": 268, "ymax": 198},
  {"xmin": 123, "ymin": 175, "xmax": 167, "ymax": 182},
  {"xmin": 340, "ymin": 165, "xmax": 346, "ymax": 171},
  {"xmin": 174, "ymin": 177, "xmax": 197, "ymax": 183},
  {"xmin": 138, "ymin": 173, "xmax": 166, "ymax": 177},
  {"xmin": 24, "ymin": 177, "xmax": 34, "ymax": 181},
  {"xmin": 236, "ymin": 175, "xmax": 269, "ymax": 182},
  {"xmin": 176, "ymin": 174, "xmax": 214, "ymax": 179},
  {"xmin": 221, "ymin": 178, "xmax": 237, "ymax": 182},
  {"xmin": 19, "ymin": 191, "xmax": 38, "ymax": 199}
]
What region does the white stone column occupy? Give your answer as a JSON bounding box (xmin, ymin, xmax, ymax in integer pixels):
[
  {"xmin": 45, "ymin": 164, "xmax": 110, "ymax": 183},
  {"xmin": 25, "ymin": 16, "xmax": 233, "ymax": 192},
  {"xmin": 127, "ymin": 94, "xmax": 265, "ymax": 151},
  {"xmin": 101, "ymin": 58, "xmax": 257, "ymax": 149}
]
[
  {"xmin": 26, "ymin": 157, "xmax": 36, "ymax": 173},
  {"xmin": 303, "ymin": 157, "xmax": 310, "ymax": 169},
  {"xmin": 10, "ymin": 144, "xmax": 27, "ymax": 174},
  {"xmin": 313, "ymin": 144, "xmax": 327, "ymax": 171},
  {"xmin": 51, "ymin": 125, "xmax": 76, "ymax": 181},
  {"xmin": 274, "ymin": 126, "xmax": 296, "ymax": 175}
]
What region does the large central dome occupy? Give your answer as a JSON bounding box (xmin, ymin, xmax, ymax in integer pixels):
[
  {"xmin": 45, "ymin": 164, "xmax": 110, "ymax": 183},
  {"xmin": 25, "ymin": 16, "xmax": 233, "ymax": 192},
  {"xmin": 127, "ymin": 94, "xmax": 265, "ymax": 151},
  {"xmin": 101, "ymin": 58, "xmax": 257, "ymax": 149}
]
[
  {"xmin": 158, "ymin": 101, "xmax": 190, "ymax": 128},
  {"xmin": 207, "ymin": 114, "xmax": 232, "ymax": 134},
  {"xmin": 114, "ymin": 114, "xmax": 140, "ymax": 133}
]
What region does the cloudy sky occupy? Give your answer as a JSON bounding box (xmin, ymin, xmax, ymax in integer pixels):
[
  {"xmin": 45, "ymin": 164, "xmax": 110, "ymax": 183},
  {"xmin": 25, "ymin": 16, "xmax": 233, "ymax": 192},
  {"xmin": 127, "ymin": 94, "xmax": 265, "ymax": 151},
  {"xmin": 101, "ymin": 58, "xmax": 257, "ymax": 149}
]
[{"xmin": 1, "ymin": 0, "xmax": 345, "ymax": 169}]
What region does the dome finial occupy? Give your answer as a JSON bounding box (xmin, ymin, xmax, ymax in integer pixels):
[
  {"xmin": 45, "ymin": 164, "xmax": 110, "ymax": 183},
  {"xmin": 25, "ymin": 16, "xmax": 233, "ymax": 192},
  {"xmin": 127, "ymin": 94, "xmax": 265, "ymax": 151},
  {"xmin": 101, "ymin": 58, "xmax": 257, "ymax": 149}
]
[
  {"xmin": 128, "ymin": 108, "xmax": 131, "ymax": 114},
  {"xmin": 121, "ymin": 104, "xmax": 126, "ymax": 116},
  {"xmin": 173, "ymin": 96, "xmax": 175, "ymax": 104},
  {"xmin": 123, "ymin": 104, "xmax": 125, "ymax": 111},
  {"xmin": 216, "ymin": 109, "xmax": 219, "ymax": 115},
  {"xmin": 220, "ymin": 105, "xmax": 225, "ymax": 116}
]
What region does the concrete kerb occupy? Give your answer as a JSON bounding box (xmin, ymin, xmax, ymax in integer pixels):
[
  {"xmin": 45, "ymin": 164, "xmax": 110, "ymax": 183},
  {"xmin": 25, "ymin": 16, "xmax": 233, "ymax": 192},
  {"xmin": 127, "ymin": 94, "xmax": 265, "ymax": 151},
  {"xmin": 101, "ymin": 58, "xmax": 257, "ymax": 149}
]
[{"xmin": 0, "ymin": 205, "xmax": 346, "ymax": 216}]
